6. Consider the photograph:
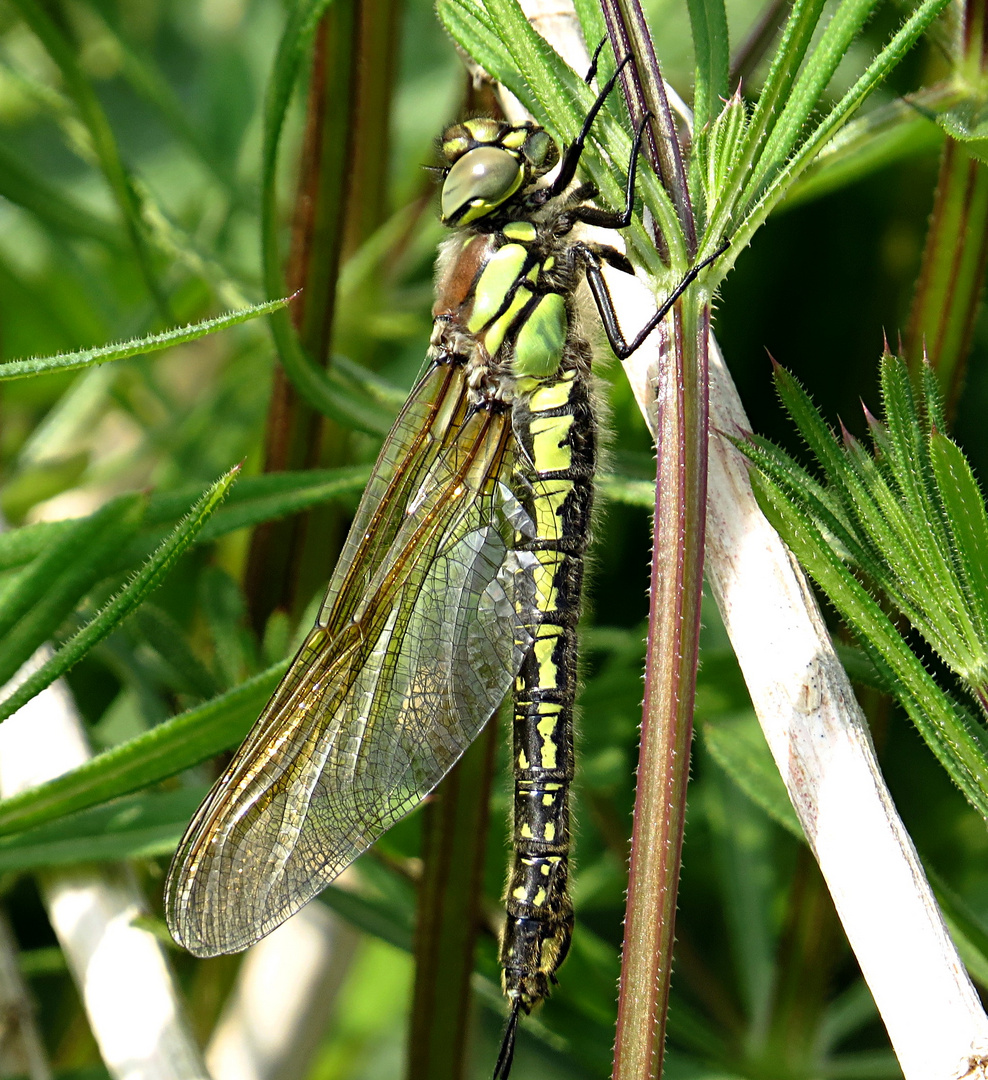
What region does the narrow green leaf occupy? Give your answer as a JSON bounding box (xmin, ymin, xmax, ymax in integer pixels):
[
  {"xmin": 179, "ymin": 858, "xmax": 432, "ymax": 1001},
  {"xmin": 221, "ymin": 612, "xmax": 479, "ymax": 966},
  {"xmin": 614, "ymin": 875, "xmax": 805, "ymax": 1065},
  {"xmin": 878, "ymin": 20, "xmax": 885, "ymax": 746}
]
[
  {"xmin": 0, "ymin": 300, "xmax": 289, "ymax": 382},
  {"xmin": 0, "ymin": 520, "xmax": 76, "ymax": 573},
  {"xmin": 736, "ymin": 433, "xmax": 879, "ymax": 577},
  {"xmin": 436, "ymin": 0, "xmax": 520, "ymax": 94},
  {"xmin": 0, "ymin": 788, "xmax": 207, "ymax": 872},
  {"xmin": 924, "ymin": 864, "xmax": 988, "ymax": 988},
  {"xmin": 320, "ymin": 880, "xmax": 416, "ymax": 955},
  {"xmin": 0, "ymin": 495, "xmax": 143, "ymax": 647},
  {"xmin": 0, "ymin": 662, "xmax": 286, "ymax": 837},
  {"xmin": 0, "ymin": 468, "xmax": 375, "ymax": 574},
  {"xmin": 880, "ymin": 356, "xmax": 932, "ymax": 515},
  {"xmin": 921, "ymin": 361, "xmax": 949, "ymax": 434},
  {"xmin": 749, "ymin": 468, "xmax": 988, "ymax": 821},
  {"xmin": 745, "ymin": 0, "xmax": 880, "ymax": 202},
  {"xmin": 0, "ymin": 140, "xmax": 124, "ymax": 248},
  {"xmin": 0, "ymin": 494, "xmax": 145, "ymax": 689},
  {"xmin": 0, "ymin": 468, "xmax": 240, "ymax": 724},
  {"xmin": 705, "ymin": 93, "xmax": 748, "ymax": 203},
  {"xmin": 785, "ymin": 103, "xmax": 944, "ymax": 209},
  {"xmin": 260, "ymin": 0, "xmax": 339, "ymax": 412},
  {"xmin": 198, "ymin": 465, "xmax": 372, "ymax": 542},
  {"xmin": 686, "ymin": 0, "xmax": 729, "ymax": 139},
  {"xmin": 930, "ymin": 433, "xmax": 988, "ymax": 667},
  {"xmin": 707, "ymin": 0, "xmax": 828, "ymax": 244},
  {"xmin": 734, "ymin": 0, "xmax": 953, "ymax": 254}
]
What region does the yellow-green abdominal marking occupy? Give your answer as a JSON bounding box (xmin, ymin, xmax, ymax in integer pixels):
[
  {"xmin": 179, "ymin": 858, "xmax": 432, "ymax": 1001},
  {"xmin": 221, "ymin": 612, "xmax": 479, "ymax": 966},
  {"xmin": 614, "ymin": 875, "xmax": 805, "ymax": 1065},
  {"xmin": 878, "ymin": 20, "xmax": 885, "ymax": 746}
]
[{"xmin": 501, "ymin": 356, "xmax": 594, "ymax": 1015}]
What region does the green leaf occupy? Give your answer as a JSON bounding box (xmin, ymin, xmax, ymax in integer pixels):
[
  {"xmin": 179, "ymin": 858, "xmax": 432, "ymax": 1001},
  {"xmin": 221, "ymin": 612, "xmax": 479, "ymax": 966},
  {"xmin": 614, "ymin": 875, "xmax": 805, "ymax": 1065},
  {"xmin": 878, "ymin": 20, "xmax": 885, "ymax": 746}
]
[
  {"xmin": 8, "ymin": 0, "xmax": 167, "ymax": 313},
  {"xmin": 0, "ymin": 468, "xmax": 374, "ymax": 580},
  {"xmin": 0, "ymin": 520, "xmax": 77, "ymax": 573},
  {"xmin": 0, "ymin": 467, "xmax": 240, "ymax": 725},
  {"xmin": 930, "ymin": 432, "xmax": 988, "ymax": 674},
  {"xmin": 0, "ymin": 788, "xmax": 208, "ymax": 871},
  {"xmin": 727, "ymin": 0, "xmax": 953, "ymax": 259},
  {"xmin": 747, "ymin": 0, "xmax": 881, "ymax": 200},
  {"xmin": 0, "ymin": 300, "xmax": 290, "ymax": 382},
  {"xmin": 198, "ymin": 466, "xmax": 373, "ymax": 542},
  {"xmin": 705, "ymin": 93, "xmax": 749, "ymax": 203},
  {"xmin": 748, "ymin": 465, "xmax": 988, "ymax": 821},
  {"xmin": 132, "ymin": 605, "xmax": 221, "ymax": 701},
  {"xmin": 0, "ymin": 662, "xmax": 286, "ymax": 837},
  {"xmin": 937, "ymin": 100, "xmax": 988, "ymax": 163},
  {"xmin": 0, "ymin": 494, "xmax": 145, "ymax": 689},
  {"xmin": 686, "ymin": 0, "xmax": 729, "ymax": 140}
]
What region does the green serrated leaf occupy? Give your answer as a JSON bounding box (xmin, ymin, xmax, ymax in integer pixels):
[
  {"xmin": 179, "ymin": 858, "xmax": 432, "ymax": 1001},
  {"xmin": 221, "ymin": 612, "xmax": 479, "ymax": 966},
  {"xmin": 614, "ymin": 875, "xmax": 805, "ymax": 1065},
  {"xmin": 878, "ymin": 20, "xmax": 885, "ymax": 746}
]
[
  {"xmin": 937, "ymin": 100, "xmax": 988, "ymax": 163},
  {"xmin": 706, "ymin": 93, "xmax": 748, "ymax": 202},
  {"xmin": 748, "ymin": 466, "xmax": 988, "ymax": 822},
  {"xmin": 0, "ymin": 494, "xmax": 146, "ymax": 689},
  {"xmin": 0, "ymin": 467, "xmax": 240, "ymax": 725},
  {"xmin": 930, "ymin": 433, "xmax": 988, "ymax": 681},
  {"xmin": 0, "ymin": 300, "xmax": 289, "ymax": 382},
  {"xmin": 0, "ymin": 788, "xmax": 207, "ymax": 871},
  {"xmin": 687, "ymin": 0, "xmax": 729, "ymax": 140},
  {"xmin": 0, "ymin": 661, "xmax": 286, "ymax": 837}
]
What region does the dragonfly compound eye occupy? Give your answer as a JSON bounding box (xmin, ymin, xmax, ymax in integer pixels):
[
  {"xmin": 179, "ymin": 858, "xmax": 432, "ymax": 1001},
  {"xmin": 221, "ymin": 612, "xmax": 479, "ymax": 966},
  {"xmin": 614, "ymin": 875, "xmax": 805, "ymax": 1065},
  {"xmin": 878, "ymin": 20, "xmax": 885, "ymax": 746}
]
[{"xmin": 441, "ymin": 146, "xmax": 523, "ymax": 225}]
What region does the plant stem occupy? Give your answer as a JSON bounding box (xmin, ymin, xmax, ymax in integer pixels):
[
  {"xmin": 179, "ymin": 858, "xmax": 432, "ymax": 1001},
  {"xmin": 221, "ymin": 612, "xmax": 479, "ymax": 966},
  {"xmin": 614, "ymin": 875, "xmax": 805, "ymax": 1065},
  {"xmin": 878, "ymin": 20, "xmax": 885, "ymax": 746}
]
[{"xmin": 613, "ymin": 302, "xmax": 709, "ymax": 1080}]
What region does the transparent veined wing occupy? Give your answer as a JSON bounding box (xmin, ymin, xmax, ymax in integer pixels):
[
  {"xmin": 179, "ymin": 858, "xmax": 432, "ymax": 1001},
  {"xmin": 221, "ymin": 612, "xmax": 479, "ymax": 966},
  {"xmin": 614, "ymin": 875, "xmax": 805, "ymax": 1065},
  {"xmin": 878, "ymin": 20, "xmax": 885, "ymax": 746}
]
[{"xmin": 165, "ymin": 360, "xmax": 545, "ymax": 957}]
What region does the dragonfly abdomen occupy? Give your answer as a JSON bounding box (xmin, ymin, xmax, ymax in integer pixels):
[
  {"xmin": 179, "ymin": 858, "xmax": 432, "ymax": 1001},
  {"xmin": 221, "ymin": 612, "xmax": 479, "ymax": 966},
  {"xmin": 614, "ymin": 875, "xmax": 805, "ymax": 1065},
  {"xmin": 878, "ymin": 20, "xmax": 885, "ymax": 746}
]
[{"xmin": 501, "ymin": 359, "xmax": 595, "ymax": 1012}]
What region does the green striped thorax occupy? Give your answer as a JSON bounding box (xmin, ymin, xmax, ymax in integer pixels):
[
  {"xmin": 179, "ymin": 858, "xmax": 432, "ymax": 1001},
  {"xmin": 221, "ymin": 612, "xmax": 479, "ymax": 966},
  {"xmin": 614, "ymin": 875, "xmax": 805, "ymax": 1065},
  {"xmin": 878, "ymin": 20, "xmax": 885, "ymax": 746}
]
[{"xmin": 434, "ymin": 118, "xmax": 576, "ymax": 385}]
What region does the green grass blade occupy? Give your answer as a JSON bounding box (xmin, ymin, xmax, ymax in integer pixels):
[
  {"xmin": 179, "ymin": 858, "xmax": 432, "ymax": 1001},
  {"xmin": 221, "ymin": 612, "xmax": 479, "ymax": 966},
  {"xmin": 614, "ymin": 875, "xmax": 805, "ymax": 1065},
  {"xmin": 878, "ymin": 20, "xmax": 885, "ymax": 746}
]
[
  {"xmin": 0, "ymin": 495, "xmax": 145, "ymax": 688},
  {"xmin": 686, "ymin": 0, "xmax": 729, "ymax": 141},
  {"xmin": 0, "ymin": 467, "xmax": 240, "ymax": 724},
  {"xmin": 0, "ymin": 661, "xmax": 286, "ymax": 837},
  {"xmin": 0, "ymin": 300, "xmax": 289, "ymax": 382},
  {"xmin": 750, "ymin": 468, "xmax": 988, "ymax": 821},
  {"xmin": 0, "ymin": 788, "xmax": 207, "ymax": 872}
]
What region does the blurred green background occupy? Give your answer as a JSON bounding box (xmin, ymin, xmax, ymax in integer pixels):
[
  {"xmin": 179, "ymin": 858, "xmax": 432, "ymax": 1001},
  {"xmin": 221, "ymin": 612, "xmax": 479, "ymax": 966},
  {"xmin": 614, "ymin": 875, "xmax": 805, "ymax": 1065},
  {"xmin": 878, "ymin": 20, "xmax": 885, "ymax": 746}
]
[{"xmin": 0, "ymin": 0, "xmax": 984, "ymax": 1077}]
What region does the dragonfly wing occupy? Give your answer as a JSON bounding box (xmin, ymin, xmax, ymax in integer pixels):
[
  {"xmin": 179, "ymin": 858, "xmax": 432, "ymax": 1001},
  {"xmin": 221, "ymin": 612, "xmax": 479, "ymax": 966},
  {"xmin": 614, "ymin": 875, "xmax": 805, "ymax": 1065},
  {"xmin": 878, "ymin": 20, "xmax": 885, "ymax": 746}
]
[{"xmin": 166, "ymin": 388, "xmax": 539, "ymax": 957}]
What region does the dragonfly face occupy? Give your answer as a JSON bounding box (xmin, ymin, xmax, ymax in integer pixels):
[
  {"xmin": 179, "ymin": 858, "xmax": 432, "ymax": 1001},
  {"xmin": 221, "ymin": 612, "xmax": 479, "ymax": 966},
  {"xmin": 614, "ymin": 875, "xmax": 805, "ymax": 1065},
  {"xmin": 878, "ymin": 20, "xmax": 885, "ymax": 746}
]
[{"xmin": 166, "ymin": 51, "xmax": 720, "ymax": 1078}]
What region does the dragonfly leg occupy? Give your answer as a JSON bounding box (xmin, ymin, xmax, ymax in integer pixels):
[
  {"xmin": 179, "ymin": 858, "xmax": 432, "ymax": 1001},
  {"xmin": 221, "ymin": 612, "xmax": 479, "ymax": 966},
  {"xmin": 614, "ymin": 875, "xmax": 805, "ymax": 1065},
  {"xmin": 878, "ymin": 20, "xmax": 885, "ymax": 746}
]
[
  {"xmin": 545, "ymin": 52, "xmax": 633, "ymax": 197},
  {"xmin": 580, "ymin": 242, "xmax": 728, "ymax": 360}
]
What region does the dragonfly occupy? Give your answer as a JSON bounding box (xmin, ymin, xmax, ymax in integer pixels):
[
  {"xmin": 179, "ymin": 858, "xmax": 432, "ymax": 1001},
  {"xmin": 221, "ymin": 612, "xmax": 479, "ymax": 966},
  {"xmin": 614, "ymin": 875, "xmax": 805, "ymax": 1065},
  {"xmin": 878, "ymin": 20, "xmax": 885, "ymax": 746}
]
[{"xmin": 165, "ymin": 46, "xmax": 720, "ymax": 1078}]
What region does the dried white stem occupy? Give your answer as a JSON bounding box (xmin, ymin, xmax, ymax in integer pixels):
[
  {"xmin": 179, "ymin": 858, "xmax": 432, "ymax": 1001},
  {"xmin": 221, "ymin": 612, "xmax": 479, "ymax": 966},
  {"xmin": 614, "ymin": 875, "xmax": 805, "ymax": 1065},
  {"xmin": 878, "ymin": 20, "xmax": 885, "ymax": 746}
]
[
  {"xmin": 206, "ymin": 902, "xmax": 358, "ymax": 1080},
  {"xmin": 702, "ymin": 338, "xmax": 988, "ymax": 1080},
  {"xmin": 0, "ymin": 649, "xmax": 210, "ymax": 1080}
]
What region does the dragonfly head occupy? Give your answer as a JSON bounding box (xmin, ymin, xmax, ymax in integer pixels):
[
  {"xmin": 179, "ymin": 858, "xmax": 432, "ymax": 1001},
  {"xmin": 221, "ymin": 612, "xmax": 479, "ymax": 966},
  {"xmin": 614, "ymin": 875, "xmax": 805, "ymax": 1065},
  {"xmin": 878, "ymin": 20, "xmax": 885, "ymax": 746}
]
[{"xmin": 439, "ymin": 119, "xmax": 558, "ymax": 227}]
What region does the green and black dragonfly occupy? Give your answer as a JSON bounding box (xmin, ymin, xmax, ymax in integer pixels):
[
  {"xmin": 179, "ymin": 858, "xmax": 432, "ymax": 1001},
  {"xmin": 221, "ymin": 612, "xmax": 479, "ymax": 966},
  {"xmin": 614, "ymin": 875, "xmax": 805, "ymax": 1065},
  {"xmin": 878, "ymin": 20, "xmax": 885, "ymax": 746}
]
[{"xmin": 165, "ymin": 48, "xmax": 719, "ymax": 1074}]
